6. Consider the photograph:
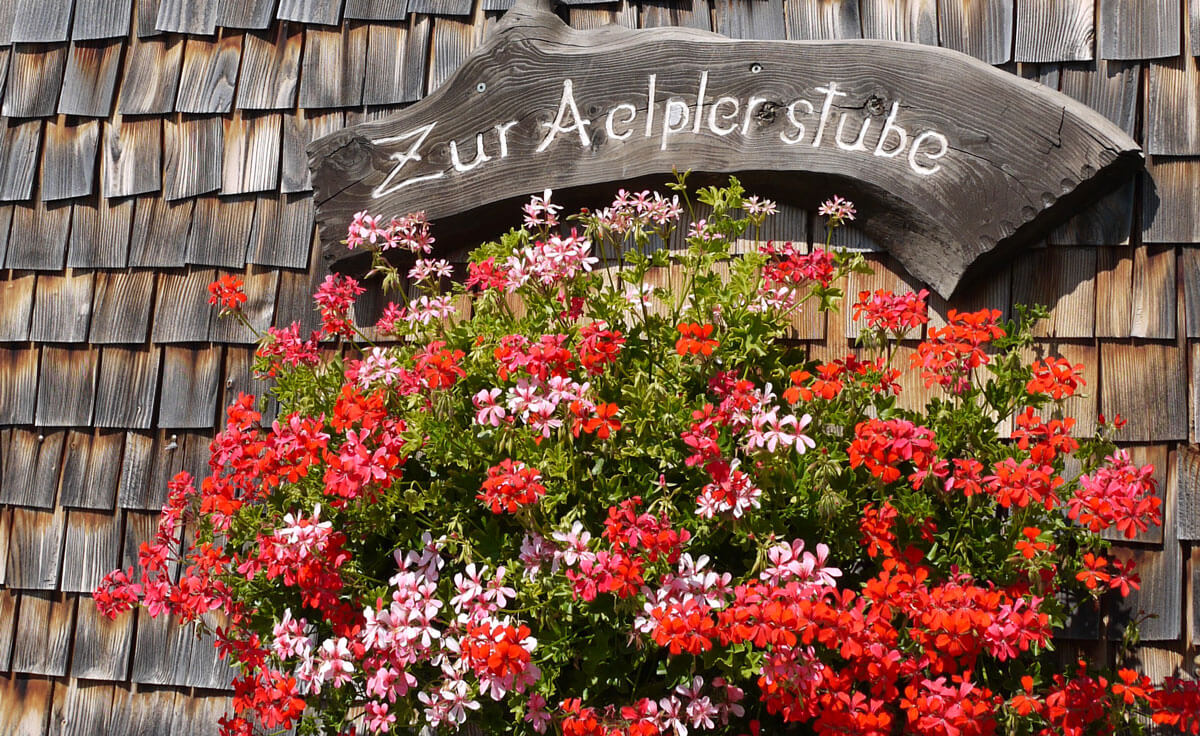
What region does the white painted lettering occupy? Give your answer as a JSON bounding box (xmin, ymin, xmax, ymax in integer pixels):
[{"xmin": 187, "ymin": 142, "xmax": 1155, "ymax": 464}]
[
  {"xmin": 708, "ymin": 96, "xmax": 740, "ymax": 136},
  {"xmin": 693, "ymin": 71, "xmax": 708, "ymax": 134},
  {"xmin": 661, "ymin": 98, "xmax": 691, "ymax": 150},
  {"xmin": 908, "ymin": 130, "xmax": 948, "ymax": 175},
  {"xmin": 874, "ymin": 102, "xmax": 907, "ymax": 158},
  {"xmin": 780, "ymin": 99, "xmax": 814, "ymax": 144},
  {"xmin": 371, "ymin": 122, "xmax": 443, "ymax": 198},
  {"xmin": 450, "ymin": 133, "xmax": 492, "ymax": 172},
  {"xmin": 606, "ymin": 103, "xmax": 637, "ymax": 141},
  {"xmin": 537, "ymin": 79, "xmax": 592, "ymax": 153},
  {"xmin": 812, "ymin": 83, "xmax": 847, "ymax": 148},
  {"xmin": 494, "ymin": 120, "xmax": 519, "ymax": 158},
  {"xmin": 835, "ymin": 114, "xmax": 871, "ymax": 151},
  {"xmin": 741, "ymin": 96, "xmax": 768, "ymax": 136},
  {"xmin": 645, "ymin": 74, "xmax": 656, "ymax": 138}
]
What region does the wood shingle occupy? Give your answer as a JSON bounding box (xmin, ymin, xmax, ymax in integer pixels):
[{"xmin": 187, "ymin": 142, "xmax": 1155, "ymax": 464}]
[
  {"xmin": 1097, "ymin": 0, "xmax": 1181, "ymax": 60},
  {"xmin": 859, "ymin": 0, "xmax": 938, "ymax": 44},
  {"xmin": 40, "ymin": 117, "xmax": 99, "ymax": 201},
  {"xmin": 10, "ymin": 0, "xmax": 75, "ymax": 44},
  {"xmin": 88, "ymin": 271, "xmax": 154, "ymax": 344},
  {"xmin": 1015, "ymin": 0, "xmax": 1095, "ymax": 62},
  {"xmin": 155, "ymin": 0, "xmax": 220, "ymax": 35},
  {"xmin": 3, "ymin": 44, "xmax": 69, "ymax": 118},
  {"xmin": 68, "ymin": 195, "xmax": 133, "ymax": 268},
  {"xmin": 937, "ymin": 0, "xmax": 1014, "ymax": 65},
  {"xmin": 72, "ymin": 0, "xmax": 134, "ymax": 41},
  {"xmin": 30, "ymin": 270, "xmax": 94, "ymax": 343},
  {"xmin": 235, "ymin": 24, "xmax": 302, "ymax": 110},
  {"xmin": 59, "ymin": 40, "xmax": 124, "ymax": 118},
  {"xmin": 93, "ymin": 347, "xmax": 161, "ymax": 429}
]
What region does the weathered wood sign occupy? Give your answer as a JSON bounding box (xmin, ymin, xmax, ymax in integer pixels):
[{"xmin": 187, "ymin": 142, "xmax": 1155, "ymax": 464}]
[{"xmin": 309, "ymin": 0, "xmax": 1141, "ymax": 298}]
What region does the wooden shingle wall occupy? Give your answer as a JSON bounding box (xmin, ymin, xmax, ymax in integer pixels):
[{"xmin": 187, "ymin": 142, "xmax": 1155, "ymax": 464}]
[{"xmin": 0, "ymin": 0, "xmax": 1197, "ymax": 731}]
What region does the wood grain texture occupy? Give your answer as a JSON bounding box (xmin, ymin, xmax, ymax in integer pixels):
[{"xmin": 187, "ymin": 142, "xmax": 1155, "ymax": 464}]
[
  {"xmin": 0, "ymin": 591, "xmax": 14, "ymax": 668},
  {"xmin": 5, "ymin": 507, "xmax": 66, "ymax": 589},
  {"xmin": 0, "ymin": 204, "xmax": 12, "ymax": 265},
  {"xmin": 1094, "ymin": 246, "xmax": 1132, "ymax": 336},
  {"xmin": 127, "ymin": 195, "xmax": 191, "ymax": 266},
  {"xmin": 0, "ymin": 430, "xmax": 63, "ymax": 508},
  {"xmin": 59, "ymin": 40, "xmax": 124, "ymax": 117},
  {"xmin": 715, "ymin": 0, "xmax": 786, "ymax": 39},
  {"xmin": 7, "ymin": 200, "xmax": 72, "ymax": 271},
  {"xmin": 1100, "ymin": 341, "xmax": 1187, "ymax": 441},
  {"xmin": 158, "ymin": 346, "xmax": 222, "ymax": 428},
  {"xmin": 1097, "ymin": 0, "xmax": 1181, "ymax": 60},
  {"xmin": 1182, "ymin": 247, "xmax": 1200, "ymax": 337},
  {"xmin": 236, "ymin": 24, "xmax": 302, "ymax": 109},
  {"xmin": 102, "ymin": 115, "xmax": 162, "ymax": 198},
  {"xmin": 175, "ymin": 34, "xmax": 243, "ymax": 114},
  {"xmin": 429, "ymin": 14, "xmax": 477, "ymax": 91},
  {"xmin": 860, "ymin": 0, "xmax": 938, "ymax": 44},
  {"xmin": 1048, "ymin": 179, "xmax": 1133, "ymax": 245},
  {"xmin": 937, "ymin": 0, "xmax": 1014, "ymax": 64},
  {"xmin": 150, "ymin": 268, "xmax": 215, "ymax": 342},
  {"xmin": 0, "ymin": 119, "xmax": 44, "ymax": 203},
  {"xmin": 107, "ymin": 687, "xmax": 180, "ymax": 736},
  {"xmin": 11, "ymin": 593, "xmax": 73, "ymax": 675},
  {"xmin": 30, "ymin": 270, "xmax": 94, "ymax": 342},
  {"xmin": 68, "ymin": 194, "xmax": 133, "ymax": 268},
  {"xmin": 346, "ymin": 0, "xmax": 410, "ymax": 19},
  {"xmin": 60, "ymin": 511, "xmax": 121, "ymax": 592},
  {"xmin": 3, "ymin": 44, "xmax": 68, "ymax": 117},
  {"xmin": 640, "ymin": 0, "xmax": 713, "ymax": 31},
  {"xmin": 1144, "ymin": 156, "xmax": 1200, "ymax": 243},
  {"xmin": 1177, "ymin": 444, "xmax": 1199, "ymax": 539},
  {"xmin": 409, "ymin": 0, "xmax": 474, "ymax": 13},
  {"xmin": 60, "ymin": 430, "xmax": 123, "ymax": 509},
  {"xmin": 277, "ymin": 0, "xmax": 346, "ymax": 24},
  {"xmin": 0, "ymin": 676, "xmax": 52, "ymax": 736},
  {"xmin": 41, "ymin": 118, "xmax": 100, "ymax": 201},
  {"xmin": 217, "ymin": 0, "xmax": 279, "ymax": 28},
  {"xmin": 299, "ymin": 23, "xmax": 369, "ymax": 107},
  {"xmin": 60, "ymin": 432, "xmax": 97, "ymax": 508},
  {"xmin": 10, "ymin": 0, "xmax": 75, "ymax": 43},
  {"xmin": 135, "ymin": 0, "xmax": 164, "ymax": 36},
  {"xmin": 51, "ymin": 680, "xmax": 119, "ymax": 736},
  {"xmin": 285, "ymin": 109, "xmax": 345, "ymax": 192},
  {"xmin": 1130, "ymin": 245, "xmax": 1175, "ymax": 338},
  {"xmin": 0, "ymin": 349, "xmax": 38, "ymax": 424},
  {"xmin": 0, "ymin": 274, "xmax": 35, "ymax": 342},
  {"xmin": 155, "ymin": 0, "xmax": 219, "ymax": 34},
  {"xmin": 36, "ymin": 346, "xmax": 99, "ymax": 426},
  {"xmin": 88, "ymin": 271, "xmax": 155, "ymax": 343},
  {"xmin": 0, "ymin": 509, "xmax": 9, "ymax": 588},
  {"xmin": 224, "ymin": 347, "xmax": 279, "ymax": 423},
  {"xmin": 71, "ymin": 599, "xmax": 132, "ymax": 679},
  {"xmin": 163, "ymin": 114, "xmax": 224, "ymax": 200},
  {"xmin": 117, "ymin": 36, "xmax": 184, "ymax": 115},
  {"xmin": 116, "ymin": 436, "xmax": 157, "ymax": 509},
  {"xmin": 185, "ymin": 195, "xmax": 255, "ymax": 267},
  {"xmin": 1015, "ymin": 0, "xmax": 1094, "ymax": 62},
  {"xmin": 72, "ymin": 0, "xmax": 134, "ymax": 40},
  {"xmin": 247, "ymin": 191, "xmax": 315, "ymax": 267},
  {"xmin": 363, "ymin": 21, "xmax": 410, "ymax": 104},
  {"xmin": 93, "ymin": 347, "xmax": 161, "ymax": 428},
  {"xmin": 222, "ymin": 112, "xmax": 281, "ymax": 194},
  {"xmin": 1149, "ymin": 53, "xmax": 1200, "ymax": 154},
  {"xmin": 1011, "ymin": 247, "xmax": 1096, "ymax": 338},
  {"xmin": 783, "ymin": 0, "xmax": 860, "ymax": 40}
]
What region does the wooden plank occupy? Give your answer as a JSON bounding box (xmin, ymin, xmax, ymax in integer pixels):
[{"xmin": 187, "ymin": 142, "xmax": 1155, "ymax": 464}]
[
  {"xmin": 221, "ymin": 112, "xmax": 281, "ymax": 195},
  {"xmin": 60, "ymin": 511, "xmax": 122, "ymax": 592},
  {"xmin": 185, "ymin": 195, "xmax": 255, "ymax": 267},
  {"xmin": 402, "ymin": 12, "xmax": 432, "ymax": 100},
  {"xmin": 1010, "ymin": 247, "xmax": 1096, "ymax": 338},
  {"xmin": 135, "ymin": 0, "xmax": 164, "ymax": 36},
  {"xmin": 58, "ymin": 431, "xmax": 95, "ymax": 508},
  {"xmin": 1183, "ymin": 247, "xmax": 1200, "ymax": 338},
  {"xmin": 102, "ymin": 115, "xmax": 162, "ymax": 198},
  {"xmin": 5, "ymin": 200, "xmax": 71, "ymax": 270},
  {"xmin": 71, "ymin": 598, "xmax": 132, "ymax": 679},
  {"xmin": 714, "ymin": 0, "xmax": 786, "ymax": 39},
  {"xmin": 35, "ymin": 347, "xmax": 98, "ymax": 426},
  {"xmin": 127, "ymin": 195, "xmax": 191, "ymax": 266},
  {"xmin": 10, "ymin": 0, "xmax": 74, "ymax": 43},
  {"xmin": 0, "ymin": 119, "xmax": 44, "ymax": 203},
  {"xmin": 155, "ymin": 0, "xmax": 219, "ymax": 34},
  {"xmin": 117, "ymin": 35, "xmax": 184, "ymax": 115},
  {"xmin": 108, "ymin": 687, "xmax": 180, "ymax": 736},
  {"xmin": 163, "ymin": 114, "xmax": 224, "ymax": 200},
  {"xmin": 2, "ymin": 44, "xmax": 68, "ymax": 117},
  {"xmin": 72, "ymin": 0, "xmax": 134, "ymax": 40},
  {"xmin": 278, "ymin": 0, "xmax": 345, "ymax": 24},
  {"xmin": 40, "ymin": 117, "xmax": 100, "ymax": 201},
  {"xmin": 0, "ymin": 204, "xmax": 13, "ymax": 264},
  {"xmin": 1148, "ymin": 9, "xmax": 1200, "ymax": 155},
  {"xmin": 0, "ymin": 348, "xmax": 38, "ymax": 424},
  {"xmin": 299, "ymin": 22, "xmax": 368, "ymax": 107},
  {"xmin": 0, "ymin": 430, "xmax": 63, "ymax": 508},
  {"xmin": 1175, "ymin": 445, "xmax": 1199, "ymax": 540},
  {"xmin": 1015, "ymin": 0, "xmax": 1094, "ymax": 62},
  {"xmin": 58, "ymin": 39, "xmax": 124, "ymax": 117},
  {"xmin": 30, "ymin": 270, "xmax": 94, "ymax": 342},
  {"xmin": 409, "ymin": 0, "xmax": 473, "ymax": 12},
  {"xmin": 363, "ymin": 22, "xmax": 410, "ymax": 105},
  {"xmin": 217, "ymin": 0, "xmax": 279, "ymax": 28},
  {"xmin": 428, "ymin": 14, "xmax": 476, "ymax": 91},
  {"xmin": 235, "ymin": 24, "xmax": 301, "ymax": 109},
  {"xmin": 1094, "ymin": 247, "xmax": 1132, "ymax": 337},
  {"xmin": 158, "ymin": 346, "xmax": 222, "ymax": 428},
  {"xmin": 1144, "ymin": 156, "xmax": 1200, "ymax": 243},
  {"xmin": 175, "ymin": 34, "xmax": 242, "ymax": 114},
  {"xmin": 346, "ymin": 0, "xmax": 410, "ymax": 20},
  {"xmin": 0, "ymin": 591, "xmax": 14, "ymax": 668},
  {"xmin": 783, "ymin": 0, "xmax": 860, "ymax": 40},
  {"xmin": 0, "ymin": 273, "xmax": 35, "ymax": 341},
  {"xmin": 210, "ymin": 267, "xmax": 279, "ymax": 342},
  {"xmin": 937, "ymin": 0, "xmax": 1013, "ymax": 64},
  {"xmin": 10, "ymin": 605, "xmax": 73, "ymax": 679},
  {"xmin": 859, "ymin": 0, "xmax": 938, "ymax": 44},
  {"xmin": 89, "ymin": 271, "xmax": 155, "ymax": 344},
  {"xmin": 150, "ymin": 268, "xmax": 216, "ymax": 343},
  {"xmin": 1100, "ymin": 341, "xmax": 1187, "ymax": 442},
  {"xmin": 93, "ymin": 347, "xmax": 161, "ymax": 429},
  {"xmin": 640, "ymin": 0, "xmax": 712, "ymax": 30},
  {"xmin": 1097, "ymin": 0, "xmax": 1180, "ymax": 60},
  {"xmin": 116, "ymin": 436, "xmax": 157, "ymax": 510},
  {"xmin": 51, "ymin": 679, "xmax": 118, "ymax": 736},
  {"xmin": 5, "ymin": 507, "xmax": 66, "ymax": 589},
  {"xmin": 564, "ymin": 2, "xmax": 638, "ymax": 29},
  {"xmin": 0, "ymin": 676, "xmax": 53, "ymax": 736},
  {"xmin": 247, "ymin": 191, "xmax": 315, "ymax": 268},
  {"xmin": 60, "ymin": 430, "xmax": 123, "ymax": 509},
  {"xmin": 1130, "ymin": 245, "xmax": 1175, "ymax": 339},
  {"xmin": 68, "ymin": 194, "xmax": 133, "ymax": 268}
]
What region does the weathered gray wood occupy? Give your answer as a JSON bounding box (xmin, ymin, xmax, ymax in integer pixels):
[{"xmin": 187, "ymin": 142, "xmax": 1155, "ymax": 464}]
[
  {"xmin": 286, "ymin": 109, "xmax": 346, "ymax": 192},
  {"xmin": 859, "ymin": 0, "xmax": 937, "ymax": 44},
  {"xmin": 0, "ymin": 591, "xmax": 14, "ymax": 668},
  {"xmin": 72, "ymin": 0, "xmax": 134, "ymax": 40},
  {"xmin": 1144, "ymin": 156, "xmax": 1200, "ymax": 243},
  {"xmin": 3, "ymin": 44, "xmax": 68, "ymax": 117},
  {"xmin": 102, "ymin": 115, "xmax": 162, "ymax": 199},
  {"xmin": 158, "ymin": 346, "xmax": 222, "ymax": 428},
  {"xmin": 714, "ymin": 0, "xmax": 785, "ymax": 39},
  {"xmin": 10, "ymin": 0, "xmax": 75, "ymax": 43},
  {"xmin": 363, "ymin": 22, "xmax": 410, "ymax": 104},
  {"xmin": 0, "ymin": 204, "xmax": 12, "ymax": 264},
  {"xmin": 185, "ymin": 195, "xmax": 255, "ymax": 267},
  {"xmin": 176, "ymin": 34, "xmax": 242, "ymax": 114},
  {"xmin": 128, "ymin": 195, "xmax": 191, "ymax": 266},
  {"xmin": 218, "ymin": 0, "xmax": 279, "ymax": 27},
  {"xmin": 409, "ymin": 0, "xmax": 473, "ymax": 13},
  {"xmin": 640, "ymin": 0, "xmax": 712, "ymax": 31},
  {"xmin": 116, "ymin": 435, "xmax": 157, "ymax": 509},
  {"xmin": 108, "ymin": 687, "xmax": 181, "ymax": 736},
  {"xmin": 0, "ymin": 3, "xmax": 13, "ymax": 46},
  {"xmin": 60, "ymin": 430, "xmax": 123, "ymax": 509},
  {"xmin": 0, "ymin": 676, "xmax": 53, "ymax": 736},
  {"xmin": 68, "ymin": 195, "xmax": 133, "ymax": 268},
  {"xmin": 210, "ymin": 267, "xmax": 279, "ymax": 342},
  {"xmin": 1015, "ymin": 0, "xmax": 1094, "ymax": 62},
  {"xmin": 150, "ymin": 268, "xmax": 215, "ymax": 342},
  {"xmin": 783, "ymin": 0, "xmax": 859, "ymax": 40},
  {"xmin": 0, "ymin": 119, "xmax": 42, "ymax": 203},
  {"xmin": 402, "ymin": 12, "xmax": 432, "ymax": 101},
  {"xmin": 5, "ymin": 507, "xmax": 65, "ymax": 589},
  {"xmin": 51, "ymin": 679, "xmax": 120, "ymax": 736},
  {"xmin": 1093, "ymin": 246, "xmax": 1131, "ymax": 337},
  {"xmin": 6, "ymin": 200, "xmax": 72, "ymax": 271},
  {"xmin": 155, "ymin": 0, "xmax": 219, "ymax": 34},
  {"xmin": 1047, "ymin": 181, "xmax": 1132, "ymax": 246},
  {"xmin": 311, "ymin": 2, "xmax": 1143, "ymax": 299},
  {"xmin": 429, "ymin": 14, "xmax": 477, "ymax": 91},
  {"xmin": 1175, "ymin": 445, "xmax": 1199, "ymax": 539},
  {"xmin": 236, "ymin": 24, "xmax": 302, "ymax": 109},
  {"xmin": 278, "ymin": 0, "xmax": 345, "ymax": 24},
  {"xmin": 222, "ymin": 112, "xmax": 281, "ymax": 194},
  {"xmin": 117, "ymin": 36, "xmax": 184, "ymax": 115},
  {"xmin": 36, "ymin": 346, "xmax": 99, "ymax": 426},
  {"xmin": 1100, "ymin": 342, "xmax": 1187, "ymax": 442},
  {"xmin": 247, "ymin": 191, "xmax": 315, "ymax": 267},
  {"xmin": 1148, "ymin": 52, "xmax": 1200, "ymax": 155},
  {"xmin": 89, "ymin": 271, "xmax": 155, "ymax": 343},
  {"xmin": 10, "ymin": 592, "xmax": 73, "ymax": 675},
  {"xmin": 0, "ymin": 430, "xmax": 63, "ymax": 508},
  {"xmin": 346, "ymin": 0, "xmax": 410, "ymax": 20},
  {"xmin": 59, "ymin": 40, "xmax": 124, "ymax": 117},
  {"xmin": 0, "ymin": 349, "xmax": 38, "ymax": 424},
  {"xmin": 937, "ymin": 0, "xmax": 1013, "ymax": 65},
  {"xmin": 60, "ymin": 511, "xmax": 122, "ymax": 592},
  {"xmin": 93, "ymin": 347, "xmax": 161, "ymax": 428},
  {"xmin": 41, "ymin": 118, "xmax": 100, "ymax": 201},
  {"xmin": 1097, "ymin": 0, "xmax": 1180, "ymax": 60},
  {"xmin": 30, "ymin": 270, "xmax": 94, "ymax": 342},
  {"xmin": 136, "ymin": 0, "xmax": 164, "ymax": 36},
  {"xmin": 1130, "ymin": 245, "xmax": 1175, "ymax": 339},
  {"xmin": 163, "ymin": 114, "xmax": 224, "ymax": 200},
  {"xmin": 299, "ymin": 23, "xmax": 369, "ymax": 107},
  {"xmin": 0, "ymin": 273, "xmax": 35, "ymax": 341},
  {"xmin": 71, "ymin": 599, "xmax": 132, "ymax": 679},
  {"xmin": 1182, "ymin": 247, "xmax": 1200, "ymax": 338},
  {"xmin": 1011, "ymin": 248, "xmax": 1096, "ymax": 338},
  {"xmin": 224, "ymin": 346, "xmax": 279, "ymax": 423}
]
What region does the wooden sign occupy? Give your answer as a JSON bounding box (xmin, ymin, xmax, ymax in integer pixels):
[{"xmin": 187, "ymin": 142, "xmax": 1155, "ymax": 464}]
[{"xmin": 309, "ymin": 0, "xmax": 1141, "ymax": 298}]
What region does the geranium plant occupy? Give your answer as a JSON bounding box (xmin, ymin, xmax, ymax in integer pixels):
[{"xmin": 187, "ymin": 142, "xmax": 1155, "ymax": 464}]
[{"xmin": 98, "ymin": 176, "xmax": 1199, "ymax": 736}]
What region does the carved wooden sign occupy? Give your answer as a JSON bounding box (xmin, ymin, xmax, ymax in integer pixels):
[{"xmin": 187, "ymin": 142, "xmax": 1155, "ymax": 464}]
[{"xmin": 309, "ymin": 0, "xmax": 1141, "ymax": 298}]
